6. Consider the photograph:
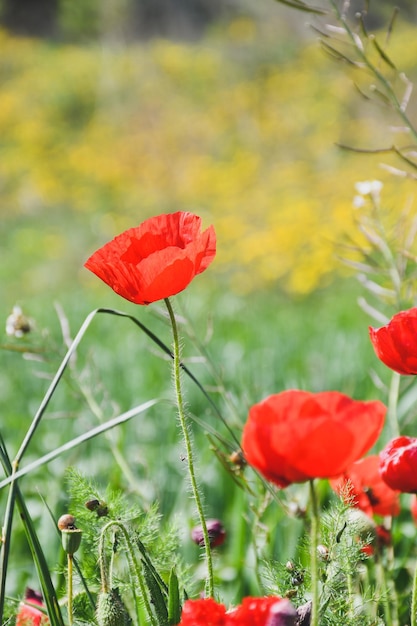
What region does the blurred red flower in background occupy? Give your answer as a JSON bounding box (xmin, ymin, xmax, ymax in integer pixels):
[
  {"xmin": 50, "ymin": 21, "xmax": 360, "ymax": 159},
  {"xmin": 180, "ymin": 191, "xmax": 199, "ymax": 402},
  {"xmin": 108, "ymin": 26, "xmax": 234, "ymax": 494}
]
[
  {"xmin": 178, "ymin": 598, "xmax": 227, "ymax": 626},
  {"xmin": 177, "ymin": 597, "xmax": 297, "ymax": 626},
  {"xmin": 16, "ymin": 589, "xmax": 49, "ymax": 626},
  {"xmin": 380, "ymin": 436, "xmax": 417, "ymax": 493},
  {"xmin": 242, "ymin": 390, "xmax": 385, "ymax": 488},
  {"xmin": 85, "ymin": 212, "xmax": 216, "ymax": 305},
  {"xmin": 369, "ymin": 308, "xmax": 417, "ymax": 375},
  {"xmin": 330, "ymin": 455, "xmax": 400, "ymax": 517},
  {"xmin": 227, "ymin": 597, "xmax": 296, "ymax": 626}
]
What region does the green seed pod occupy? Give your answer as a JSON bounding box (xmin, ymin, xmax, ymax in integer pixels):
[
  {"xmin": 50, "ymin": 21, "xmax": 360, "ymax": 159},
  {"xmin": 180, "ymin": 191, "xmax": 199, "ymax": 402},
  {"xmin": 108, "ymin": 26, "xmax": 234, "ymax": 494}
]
[
  {"xmin": 61, "ymin": 528, "xmax": 83, "ymax": 555},
  {"xmin": 96, "ymin": 588, "xmax": 133, "ymax": 626}
]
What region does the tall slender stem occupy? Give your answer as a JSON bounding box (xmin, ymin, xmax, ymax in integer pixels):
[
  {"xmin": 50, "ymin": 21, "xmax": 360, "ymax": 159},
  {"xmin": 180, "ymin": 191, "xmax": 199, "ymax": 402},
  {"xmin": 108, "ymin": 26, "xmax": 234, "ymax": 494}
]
[
  {"xmin": 67, "ymin": 555, "xmax": 74, "ymax": 626},
  {"xmin": 165, "ymin": 298, "xmax": 214, "ymax": 598},
  {"xmin": 411, "ymin": 559, "xmax": 417, "ymax": 626},
  {"xmin": 388, "ymin": 372, "xmax": 401, "ymax": 438},
  {"xmin": 309, "ymin": 480, "xmax": 319, "ymax": 626}
]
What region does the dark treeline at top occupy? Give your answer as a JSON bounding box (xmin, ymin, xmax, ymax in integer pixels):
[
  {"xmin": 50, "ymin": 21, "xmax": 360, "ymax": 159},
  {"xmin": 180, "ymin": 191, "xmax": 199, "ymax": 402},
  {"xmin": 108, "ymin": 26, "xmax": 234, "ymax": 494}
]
[{"xmin": 0, "ymin": 0, "xmax": 415, "ymax": 41}]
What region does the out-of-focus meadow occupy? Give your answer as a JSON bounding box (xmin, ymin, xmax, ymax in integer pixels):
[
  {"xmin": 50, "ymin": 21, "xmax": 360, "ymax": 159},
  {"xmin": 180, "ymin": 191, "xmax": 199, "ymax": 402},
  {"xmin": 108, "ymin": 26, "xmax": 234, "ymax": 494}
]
[
  {"xmin": 2, "ymin": 10, "xmax": 417, "ymax": 303},
  {"xmin": 2, "ymin": 1, "xmax": 417, "ymax": 603}
]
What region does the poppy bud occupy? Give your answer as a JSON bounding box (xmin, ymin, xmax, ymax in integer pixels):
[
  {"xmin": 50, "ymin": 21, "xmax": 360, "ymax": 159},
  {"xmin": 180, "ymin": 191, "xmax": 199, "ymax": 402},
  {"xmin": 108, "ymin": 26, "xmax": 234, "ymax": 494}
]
[
  {"xmin": 317, "ymin": 544, "xmax": 330, "ymax": 561},
  {"xmin": 57, "ymin": 514, "xmax": 82, "ymax": 555},
  {"xmin": 85, "ymin": 499, "xmax": 109, "ymax": 517},
  {"xmin": 57, "ymin": 514, "xmax": 76, "ymax": 531},
  {"xmin": 229, "ymin": 450, "xmax": 246, "ymax": 470},
  {"xmin": 96, "ymin": 588, "xmax": 133, "ymax": 626},
  {"xmin": 6, "ymin": 306, "xmax": 33, "ymax": 337},
  {"xmin": 191, "ymin": 519, "xmax": 226, "ymax": 548}
]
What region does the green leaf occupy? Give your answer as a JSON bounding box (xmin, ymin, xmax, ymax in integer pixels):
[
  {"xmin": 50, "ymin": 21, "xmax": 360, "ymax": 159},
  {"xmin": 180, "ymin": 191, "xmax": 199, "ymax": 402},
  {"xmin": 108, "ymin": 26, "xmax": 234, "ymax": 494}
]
[
  {"xmin": 168, "ymin": 568, "xmax": 181, "ymax": 626},
  {"xmin": 273, "ymin": 0, "xmax": 326, "ymax": 14},
  {"xmin": 141, "ymin": 560, "xmax": 169, "ymax": 626}
]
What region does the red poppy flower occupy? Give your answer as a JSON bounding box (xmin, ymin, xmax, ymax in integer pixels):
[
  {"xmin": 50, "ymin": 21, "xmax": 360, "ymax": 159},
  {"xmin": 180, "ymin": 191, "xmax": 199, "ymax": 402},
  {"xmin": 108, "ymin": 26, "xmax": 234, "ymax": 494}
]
[
  {"xmin": 330, "ymin": 455, "xmax": 400, "ymax": 517},
  {"xmin": 176, "ymin": 597, "xmax": 294, "ymax": 626},
  {"xmin": 369, "ymin": 308, "xmax": 417, "ymax": 375},
  {"xmin": 380, "ymin": 436, "xmax": 417, "ymax": 493},
  {"xmin": 242, "ymin": 390, "xmax": 385, "ymax": 488},
  {"xmin": 178, "ymin": 598, "xmax": 227, "ymax": 626},
  {"xmin": 16, "ymin": 589, "xmax": 49, "ymax": 626},
  {"xmin": 227, "ymin": 597, "xmax": 294, "ymax": 626},
  {"xmin": 85, "ymin": 212, "xmax": 216, "ymax": 305}
]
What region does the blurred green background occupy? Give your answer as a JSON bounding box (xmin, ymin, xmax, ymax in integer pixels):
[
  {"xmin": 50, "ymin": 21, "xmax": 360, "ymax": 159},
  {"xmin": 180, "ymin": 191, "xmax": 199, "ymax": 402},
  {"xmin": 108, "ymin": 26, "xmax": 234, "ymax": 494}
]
[{"xmin": 1, "ymin": 0, "xmax": 417, "ymax": 608}]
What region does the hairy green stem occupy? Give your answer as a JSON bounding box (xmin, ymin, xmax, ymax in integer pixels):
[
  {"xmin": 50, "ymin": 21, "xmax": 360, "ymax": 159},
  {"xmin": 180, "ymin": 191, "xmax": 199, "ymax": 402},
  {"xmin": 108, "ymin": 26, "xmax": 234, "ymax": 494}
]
[
  {"xmin": 309, "ymin": 480, "xmax": 319, "ymax": 626},
  {"xmin": 165, "ymin": 297, "xmax": 214, "ymax": 598},
  {"xmin": 99, "ymin": 520, "xmax": 157, "ymax": 626}
]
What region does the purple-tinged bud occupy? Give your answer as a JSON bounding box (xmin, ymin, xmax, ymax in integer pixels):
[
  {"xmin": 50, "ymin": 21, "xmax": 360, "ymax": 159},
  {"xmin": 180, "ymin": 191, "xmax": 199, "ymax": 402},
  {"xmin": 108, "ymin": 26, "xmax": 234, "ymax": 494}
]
[
  {"xmin": 265, "ymin": 599, "xmax": 298, "ymax": 626},
  {"xmin": 191, "ymin": 519, "xmax": 226, "ymax": 548}
]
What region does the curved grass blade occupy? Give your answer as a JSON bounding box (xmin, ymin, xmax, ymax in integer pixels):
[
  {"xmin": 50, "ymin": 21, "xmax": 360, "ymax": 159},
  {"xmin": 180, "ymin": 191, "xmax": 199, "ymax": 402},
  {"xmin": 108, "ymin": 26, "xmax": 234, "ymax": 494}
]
[
  {"xmin": 14, "ymin": 307, "xmax": 237, "ymax": 471},
  {"xmin": 97, "ymin": 308, "xmax": 240, "ymax": 447},
  {"xmin": 0, "ymin": 399, "xmax": 160, "ymax": 489}
]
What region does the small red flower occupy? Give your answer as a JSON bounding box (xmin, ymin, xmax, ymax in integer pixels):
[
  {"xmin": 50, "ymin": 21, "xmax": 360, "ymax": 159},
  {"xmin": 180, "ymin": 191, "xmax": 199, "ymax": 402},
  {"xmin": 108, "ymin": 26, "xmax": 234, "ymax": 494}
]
[
  {"xmin": 178, "ymin": 598, "xmax": 227, "ymax": 626},
  {"xmin": 380, "ymin": 436, "xmax": 417, "ymax": 493},
  {"xmin": 242, "ymin": 391, "xmax": 385, "ymax": 488},
  {"xmin": 85, "ymin": 212, "xmax": 216, "ymax": 305},
  {"xmin": 369, "ymin": 308, "xmax": 417, "ymax": 375},
  {"xmin": 227, "ymin": 597, "xmax": 293, "ymax": 626},
  {"xmin": 16, "ymin": 589, "xmax": 49, "ymax": 626},
  {"xmin": 330, "ymin": 455, "xmax": 400, "ymax": 517}
]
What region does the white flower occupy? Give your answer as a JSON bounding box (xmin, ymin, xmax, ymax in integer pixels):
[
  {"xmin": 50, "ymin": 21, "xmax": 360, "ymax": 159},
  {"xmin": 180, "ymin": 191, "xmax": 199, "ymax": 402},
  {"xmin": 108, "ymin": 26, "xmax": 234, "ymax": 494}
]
[{"xmin": 354, "ymin": 180, "xmax": 383, "ymax": 196}]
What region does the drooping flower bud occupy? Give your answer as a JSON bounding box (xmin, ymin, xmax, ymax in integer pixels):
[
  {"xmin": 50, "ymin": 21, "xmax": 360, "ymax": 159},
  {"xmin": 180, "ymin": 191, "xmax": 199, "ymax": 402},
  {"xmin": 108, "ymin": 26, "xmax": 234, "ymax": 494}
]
[
  {"xmin": 96, "ymin": 588, "xmax": 133, "ymax": 626},
  {"xmin": 191, "ymin": 519, "xmax": 226, "ymax": 548}
]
